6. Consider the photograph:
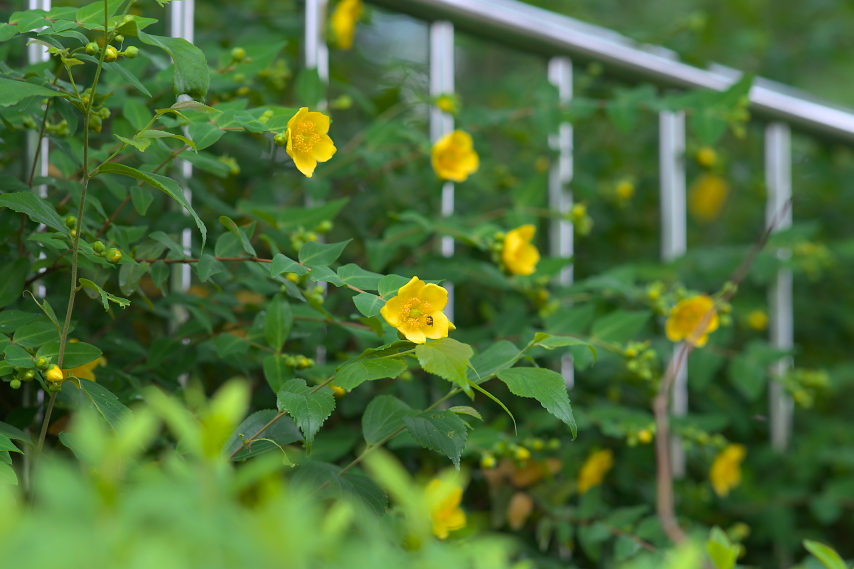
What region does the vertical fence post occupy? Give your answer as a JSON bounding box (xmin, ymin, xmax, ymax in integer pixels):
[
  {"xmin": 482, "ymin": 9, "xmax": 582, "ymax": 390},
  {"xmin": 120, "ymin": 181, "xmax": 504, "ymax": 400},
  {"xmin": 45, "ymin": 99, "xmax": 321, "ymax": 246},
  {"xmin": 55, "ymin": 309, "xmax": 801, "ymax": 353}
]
[
  {"xmin": 765, "ymin": 122, "xmax": 793, "ymax": 452},
  {"xmin": 660, "ymin": 110, "xmax": 688, "ymax": 477},
  {"xmin": 430, "ymin": 21, "xmax": 455, "ymax": 321},
  {"xmin": 305, "ymin": 0, "xmax": 329, "ymax": 363},
  {"xmin": 547, "ymin": 56, "xmax": 574, "ymax": 387},
  {"xmin": 168, "ymin": 0, "xmax": 195, "ymax": 337}
]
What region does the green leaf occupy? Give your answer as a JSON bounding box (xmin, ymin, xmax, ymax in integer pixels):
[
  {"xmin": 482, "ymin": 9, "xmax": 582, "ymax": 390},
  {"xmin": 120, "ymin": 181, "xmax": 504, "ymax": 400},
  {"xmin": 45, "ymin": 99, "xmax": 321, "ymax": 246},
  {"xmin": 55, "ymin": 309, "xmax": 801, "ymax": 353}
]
[
  {"xmin": 270, "ymin": 253, "xmax": 308, "ymax": 277},
  {"xmin": 415, "ymin": 338, "xmax": 474, "ymax": 395},
  {"xmin": 0, "ymin": 435, "xmax": 21, "ymax": 454},
  {"xmin": 188, "ymin": 122, "xmax": 224, "ymax": 150},
  {"xmin": 213, "ymin": 333, "xmax": 248, "ymax": 359},
  {"xmin": 497, "ymin": 367, "xmax": 577, "ymax": 438},
  {"xmin": 362, "ymin": 395, "xmax": 417, "ymax": 445},
  {"xmin": 353, "ymin": 292, "xmax": 385, "ymax": 318},
  {"xmin": 295, "ymin": 67, "xmax": 324, "ymax": 108},
  {"xmin": 378, "ymin": 274, "xmax": 411, "ymax": 298},
  {"xmin": 0, "ymin": 462, "xmax": 17, "ymax": 485},
  {"xmin": 277, "ymin": 379, "xmax": 335, "ymax": 453},
  {"xmin": 0, "ymin": 191, "xmax": 69, "ymax": 234},
  {"xmin": 449, "ymin": 406, "xmax": 483, "ymax": 420},
  {"xmin": 4, "ymin": 345, "xmax": 34, "ymax": 368},
  {"xmin": 336, "ymin": 356, "xmax": 407, "ymax": 391},
  {"xmin": 70, "ymin": 379, "xmax": 133, "ymax": 433},
  {"xmin": 298, "ymin": 240, "xmax": 351, "ymax": 268},
  {"xmin": 0, "ymin": 422, "xmax": 30, "ymax": 444},
  {"xmin": 0, "ymin": 259, "xmax": 30, "ymax": 309},
  {"xmin": 803, "ymin": 540, "xmax": 849, "ymax": 569},
  {"xmin": 78, "ymin": 278, "xmax": 131, "ymax": 311},
  {"xmin": 707, "ymin": 527, "xmax": 739, "ymax": 569},
  {"xmin": 219, "ymin": 216, "xmax": 256, "ymax": 255},
  {"xmin": 225, "ymin": 409, "xmax": 302, "ymax": 461},
  {"xmin": 263, "ymin": 354, "xmax": 294, "ymax": 393},
  {"xmin": 12, "ymin": 320, "xmax": 58, "ymax": 348},
  {"xmin": 0, "ymin": 311, "xmax": 39, "ymax": 335},
  {"xmin": 533, "ymin": 333, "xmax": 597, "ymax": 362},
  {"xmin": 307, "ymin": 265, "xmax": 345, "ymax": 287},
  {"xmin": 591, "ymin": 310, "xmax": 652, "ymax": 344},
  {"xmin": 37, "ymin": 341, "xmax": 101, "ymax": 368},
  {"xmin": 196, "ymin": 254, "xmax": 225, "ymax": 282},
  {"xmin": 337, "ymin": 264, "xmax": 383, "ymax": 291},
  {"xmin": 98, "ymin": 163, "xmax": 207, "ymax": 250},
  {"xmin": 403, "ymin": 410, "xmax": 468, "ymax": 468},
  {"xmin": 467, "ymin": 340, "xmax": 521, "ymax": 382},
  {"xmin": 0, "ymin": 78, "xmax": 65, "ymax": 107},
  {"xmin": 291, "ymin": 461, "xmax": 388, "ymax": 516},
  {"xmin": 138, "ymin": 32, "xmax": 210, "ymax": 99},
  {"xmin": 264, "ymin": 296, "xmax": 293, "ymax": 352}
]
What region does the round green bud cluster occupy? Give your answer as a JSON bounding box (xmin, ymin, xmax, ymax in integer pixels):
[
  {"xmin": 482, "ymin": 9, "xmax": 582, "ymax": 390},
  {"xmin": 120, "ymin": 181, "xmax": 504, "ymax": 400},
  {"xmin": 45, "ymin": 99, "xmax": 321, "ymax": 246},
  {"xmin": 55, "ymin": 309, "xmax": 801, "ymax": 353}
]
[{"xmin": 624, "ymin": 341, "xmax": 657, "ymax": 381}]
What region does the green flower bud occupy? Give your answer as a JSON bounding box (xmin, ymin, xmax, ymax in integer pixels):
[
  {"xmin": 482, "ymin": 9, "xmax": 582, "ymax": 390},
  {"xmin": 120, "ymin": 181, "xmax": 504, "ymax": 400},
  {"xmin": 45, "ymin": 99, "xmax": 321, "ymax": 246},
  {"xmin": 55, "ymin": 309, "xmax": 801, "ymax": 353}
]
[
  {"xmin": 105, "ymin": 248, "xmax": 123, "ymax": 264},
  {"xmin": 86, "ymin": 42, "xmax": 99, "ymax": 56},
  {"xmin": 105, "ymin": 46, "xmax": 119, "ymax": 62},
  {"xmin": 92, "ymin": 241, "xmax": 106, "ymax": 255},
  {"xmin": 274, "ymin": 132, "xmax": 288, "ymax": 146},
  {"xmin": 65, "ymin": 216, "xmax": 77, "ymax": 228},
  {"xmin": 123, "ymin": 46, "xmax": 139, "ymax": 59},
  {"xmin": 231, "ymin": 47, "xmax": 246, "ymax": 62},
  {"xmin": 23, "ymin": 370, "xmax": 35, "ymax": 381},
  {"xmin": 114, "ymin": 34, "xmax": 124, "ymax": 43},
  {"xmin": 10, "ymin": 379, "xmax": 21, "ymax": 390},
  {"xmin": 36, "ymin": 357, "xmax": 50, "ymax": 370}
]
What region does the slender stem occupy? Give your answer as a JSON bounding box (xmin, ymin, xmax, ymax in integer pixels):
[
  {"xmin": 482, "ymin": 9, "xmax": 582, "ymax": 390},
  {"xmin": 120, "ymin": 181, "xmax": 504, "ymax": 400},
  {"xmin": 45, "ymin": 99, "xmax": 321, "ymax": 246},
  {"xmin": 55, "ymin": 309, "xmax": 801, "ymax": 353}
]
[{"xmin": 35, "ymin": 393, "xmax": 57, "ymax": 456}]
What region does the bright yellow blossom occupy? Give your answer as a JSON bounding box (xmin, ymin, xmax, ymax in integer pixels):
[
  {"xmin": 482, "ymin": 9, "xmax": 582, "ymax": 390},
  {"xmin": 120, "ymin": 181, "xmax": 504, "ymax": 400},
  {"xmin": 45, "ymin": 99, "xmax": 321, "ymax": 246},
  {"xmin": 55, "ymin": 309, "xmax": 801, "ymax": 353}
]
[
  {"xmin": 331, "ymin": 0, "xmax": 363, "ymax": 50},
  {"xmin": 431, "ymin": 130, "xmax": 479, "ymax": 182},
  {"xmin": 710, "ymin": 444, "xmax": 746, "ymax": 497},
  {"xmin": 689, "ymin": 174, "xmax": 730, "ymax": 222},
  {"xmin": 666, "ymin": 295, "xmax": 720, "ymax": 347},
  {"xmin": 64, "ymin": 357, "xmax": 106, "ymax": 381},
  {"xmin": 426, "ymin": 478, "xmax": 466, "ymax": 539},
  {"xmin": 578, "ymin": 449, "xmax": 614, "ymax": 494},
  {"xmin": 46, "ymin": 365, "xmax": 64, "ymax": 385},
  {"xmin": 502, "ymin": 224, "xmax": 540, "ymax": 276},
  {"xmin": 746, "ymin": 309, "xmax": 769, "ymax": 331},
  {"xmin": 285, "ymin": 107, "xmax": 337, "ymax": 178},
  {"xmin": 381, "ymin": 277, "xmax": 453, "ymax": 344}
]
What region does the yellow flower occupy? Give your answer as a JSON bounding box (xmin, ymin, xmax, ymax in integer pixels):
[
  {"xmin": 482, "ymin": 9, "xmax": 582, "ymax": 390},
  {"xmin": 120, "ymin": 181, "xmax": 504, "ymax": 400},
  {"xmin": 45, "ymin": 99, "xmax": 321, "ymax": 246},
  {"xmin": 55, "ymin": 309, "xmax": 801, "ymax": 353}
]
[
  {"xmin": 426, "ymin": 478, "xmax": 466, "ymax": 539},
  {"xmin": 285, "ymin": 107, "xmax": 337, "ymax": 178},
  {"xmin": 578, "ymin": 449, "xmax": 614, "ymax": 494},
  {"xmin": 689, "ymin": 174, "xmax": 730, "ymax": 222},
  {"xmin": 431, "ymin": 130, "xmax": 479, "ymax": 182},
  {"xmin": 435, "ymin": 94, "xmax": 459, "ymax": 115},
  {"xmin": 380, "ymin": 277, "xmax": 453, "ymax": 344},
  {"xmin": 46, "ymin": 365, "xmax": 64, "ymax": 385},
  {"xmin": 695, "ymin": 146, "xmax": 718, "ymax": 169},
  {"xmin": 502, "ymin": 224, "xmax": 540, "ymax": 276},
  {"xmin": 615, "ymin": 179, "xmax": 635, "ymax": 200},
  {"xmin": 746, "ymin": 309, "xmax": 768, "ymax": 331},
  {"xmin": 666, "ymin": 295, "xmax": 720, "ymax": 347},
  {"xmin": 331, "ymin": 0, "xmax": 363, "ymax": 50},
  {"xmin": 710, "ymin": 444, "xmax": 746, "ymax": 497}
]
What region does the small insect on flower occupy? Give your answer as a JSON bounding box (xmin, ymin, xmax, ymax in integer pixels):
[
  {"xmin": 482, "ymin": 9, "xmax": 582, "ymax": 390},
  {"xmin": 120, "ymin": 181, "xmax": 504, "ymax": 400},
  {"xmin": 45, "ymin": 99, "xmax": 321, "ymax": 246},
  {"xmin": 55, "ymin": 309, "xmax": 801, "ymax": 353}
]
[{"xmin": 426, "ymin": 315, "xmax": 434, "ymax": 326}]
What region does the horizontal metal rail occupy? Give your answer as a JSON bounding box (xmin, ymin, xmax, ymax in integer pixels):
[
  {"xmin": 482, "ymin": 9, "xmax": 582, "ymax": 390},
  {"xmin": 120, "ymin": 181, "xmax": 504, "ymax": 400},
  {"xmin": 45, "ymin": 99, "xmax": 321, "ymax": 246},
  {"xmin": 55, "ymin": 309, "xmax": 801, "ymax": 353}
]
[{"xmin": 368, "ymin": 0, "xmax": 854, "ymax": 144}]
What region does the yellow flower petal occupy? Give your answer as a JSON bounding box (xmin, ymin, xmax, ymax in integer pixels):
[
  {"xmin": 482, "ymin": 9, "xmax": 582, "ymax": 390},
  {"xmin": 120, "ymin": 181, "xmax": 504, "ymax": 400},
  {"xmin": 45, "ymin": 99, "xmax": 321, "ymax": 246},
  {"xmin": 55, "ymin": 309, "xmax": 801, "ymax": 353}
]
[
  {"xmin": 292, "ymin": 152, "xmax": 318, "ymax": 178},
  {"xmin": 380, "ymin": 296, "xmax": 405, "ymax": 327},
  {"xmin": 431, "ymin": 130, "xmax": 479, "ymax": 182},
  {"xmin": 424, "ymin": 311, "xmax": 450, "ymax": 340},
  {"xmin": 578, "ymin": 449, "xmax": 614, "ymax": 494},
  {"xmin": 665, "ymin": 295, "xmax": 719, "ymax": 347},
  {"xmin": 418, "ymin": 283, "xmax": 448, "ymax": 310},
  {"xmin": 305, "ymin": 111, "xmax": 331, "ymax": 133},
  {"xmin": 710, "ymin": 444, "xmax": 746, "ymax": 497},
  {"xmin": 312, "ymin": 135, "xmax": 337, "ymax": 162},
  {"xmin": 331, "ymin": 0, "xmax": 363, "ymax": 50},
  {"xmin": 502, "ymin": 224, "xmax": 541, "ymax": 276}
]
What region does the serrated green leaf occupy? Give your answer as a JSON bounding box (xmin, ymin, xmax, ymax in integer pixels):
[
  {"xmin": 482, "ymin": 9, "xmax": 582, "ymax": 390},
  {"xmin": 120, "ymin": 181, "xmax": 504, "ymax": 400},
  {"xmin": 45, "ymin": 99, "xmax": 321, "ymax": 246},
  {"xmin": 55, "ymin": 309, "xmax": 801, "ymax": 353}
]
[
  {"xmin": 263, "ymin": 354, "xmax": 294, "ymax": 393},
  {"xmin": 403, "ymin": 410, "xmax": 468, "ymax": 468},
  {"xmin": 467, "ymin": 340, "xmax": 522, "ymax": 382},
  {"xmin": 362, "ymin": 395, "xmax": 416, "ymax": 445},
  {"xmin": 115, "ymin": 134, "xmax": 151, "ymax": 152},
  {"xmin": 497, "ymin": 367, "xmax": 576, "ymax": 438},
  {"xmin": 138, "ymin": 32, "xmax": 209, "ymax": 98},
  {"xmin": 277, "ymin": 379, "xmax": 335, "ymax": 453},
  {"xmin": 534, "ymin": 333, "xmax": 597, "ymax": 362},
  {"xmin": 415, "ymin": 337, "xmax": 474, "ymax": 395},
  {"xmin": 449, "ymin": 406, "xmax": 483, "ymax": 420},
  {"xmin": 225, "ymin": 409, "xmax": 302, "ymax": 461}
]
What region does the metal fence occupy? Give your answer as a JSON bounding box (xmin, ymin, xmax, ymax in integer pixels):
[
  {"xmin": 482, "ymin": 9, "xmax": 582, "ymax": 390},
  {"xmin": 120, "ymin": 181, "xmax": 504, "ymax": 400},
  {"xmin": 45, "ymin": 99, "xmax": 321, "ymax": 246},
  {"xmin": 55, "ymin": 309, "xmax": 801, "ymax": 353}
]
[{"xmin": 25, "ymin": 0, "xmax": 854, "ymax": 471}]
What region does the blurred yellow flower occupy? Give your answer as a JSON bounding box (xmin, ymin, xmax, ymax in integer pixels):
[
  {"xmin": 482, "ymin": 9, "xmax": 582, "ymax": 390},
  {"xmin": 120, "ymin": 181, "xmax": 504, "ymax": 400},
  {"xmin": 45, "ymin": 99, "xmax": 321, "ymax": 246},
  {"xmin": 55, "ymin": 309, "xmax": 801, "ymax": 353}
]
[
  {"xmin": 331, "ymin": 0, "xmax": 363, "ymax": 50},
  {"xmin": 380, "ymin": 277, "xmax": 453, "ymax": 344},
  {"xmin": 615, "ymin": 179, "xmax": 635, "ymax": 200},
  {"xmin": 689, "ymin": 174, "xmax": 730, "ymax": 222},
  {"xmin": 710, "ymin": 444, "xmax": 746, "ymax": 497},
  {"xmin": 695, "ymin": 146, "xmax": 718, "ymax": 169},
  {"xmin": 435, "ymin": 94, "xmax": 459, "ymax": 115},
  {"xmin": 666, "ymin": 295, "xmax": 720, "ymax": 347},
  {"xmin": 426, "ymin": 478, "xmax": 466, "ymax": 539},
  {"xmin": 502, "ymin": 224, "xmax": 540, "ymax": 276},
  {"xmin": 746, "ymin": 309, "xmax": 769, "ymax": 331},
  {"xmin": 64, "ymin": 357, "xmax": 106, "ymax": 382},
  {"xmin": 286, "ymin": 107, "xmax": 337, "ymax": 178},
  {"xmin": 431, "ymin": 130, "xmax": 479, "ymax": 182},
  {"xmin": 578, "ymin": 449, "xmax": 614, "ymax": 494}
]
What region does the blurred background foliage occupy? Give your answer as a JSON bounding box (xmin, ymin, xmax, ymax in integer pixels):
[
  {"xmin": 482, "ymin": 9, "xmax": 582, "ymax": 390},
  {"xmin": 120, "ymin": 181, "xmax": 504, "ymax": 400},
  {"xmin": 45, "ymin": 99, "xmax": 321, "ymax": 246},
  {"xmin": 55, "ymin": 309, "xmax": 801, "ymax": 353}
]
[{"xmin": 1, "ymin": 0, "xmax": 853, "ymax": 568}]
